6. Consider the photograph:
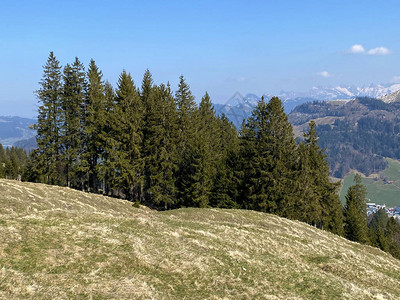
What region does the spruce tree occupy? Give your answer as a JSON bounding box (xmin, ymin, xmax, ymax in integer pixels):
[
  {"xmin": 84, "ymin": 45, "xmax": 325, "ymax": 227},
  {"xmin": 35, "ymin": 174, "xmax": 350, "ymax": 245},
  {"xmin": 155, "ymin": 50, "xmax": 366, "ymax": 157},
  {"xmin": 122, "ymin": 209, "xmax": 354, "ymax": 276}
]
[
  {"xmin": 35, "ymin": 52, "xmax": 63, "ymax": 184},
  {"xmin": 239, "ymin": 97, "xmax": 298, "ymax": 216},
  {"xmin": 0, "ymin": 144, "xmax": 6, "ymax": 178},
  {"xmin": 80, "ymin": 59, "xmax": 107, "ymax": 193},
  {"xmin": 210, "ymin": 114, "xmax": 240, "ymax": 208},
  {"xmin": 343, "ymin": 174, "xmax": 369, "ymax": 244},
  {"xmin": 60, "ymin": 57, "xmax": 86, "ymax": 187},
  {"xmin": 109, "ymin": 70, "xmax": 143, "ymax": 200},
  {"xmin": 297, "ymin": 141, "xmax": 320, "ymax": 223},
  {"xmin": 175, "ymin": 75, "xmax": 197, "ymax": 149},
  {"xmin": 141, "ymin": 71, "xmax": 179, "ymax": 208},
  {"xmin": 369, "ymin": 209, "xmax": 400, "ymax": 258},
  {"xmin": 186, "ymin": 92, "xmax": 218, "ymax": 207},
  {"xmin": 298, "ymin": 121, "xmax": 344, "ymax": 234},
  {"xmin": 174, "ymin": 76, "xmax": 201, "ymax": 206},
  {"xmin": 98, "ymin": 80, "xmax": 115, "ymax": 195}
]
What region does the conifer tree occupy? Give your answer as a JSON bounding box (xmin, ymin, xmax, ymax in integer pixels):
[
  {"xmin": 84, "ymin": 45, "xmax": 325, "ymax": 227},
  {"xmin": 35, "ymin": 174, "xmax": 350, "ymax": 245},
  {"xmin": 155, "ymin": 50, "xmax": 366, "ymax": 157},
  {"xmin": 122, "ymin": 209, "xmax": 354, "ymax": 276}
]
[
  {"xmin": 60, "ymin": 57, "xmax": 86, "ymax": 187},
  {"xmin": 210, "ymin": 114, "xmax": 240, "ymax": 208},
  {"xmin": 175, "ymin": 75, "xmax": 197, "ymax": 149},
  {"xmin": 344, "ymin": 174, "xmax": 369, "ymax": 244},
  {"xmin": 297, "ymin": 141, "xmax": 320, "ymax": 223},
  {"xmin": 109, "ymin": 70, "xmax": 143, "ymax": 200},
  {"xmin": 174, "ymin": 76, "xmax": 201, "ymax": 206},
  {"xmin": 35, "ymin": 52, "xmax": 63, "ymax": 184},
  {"xmin": 0, "ymin": 144, "xmax": 6, "ymax": 178},
  {"xmin": 239, "ymin": 97, "xmax": 298, "ymax": 216},
  {"xmin": 80, "ymin": 59, "xmax": 106, "ymax": 192},
  {"xmin": 98, "ymin": 80, "xmax": 115, "ymax": 195},
  {"xmin": 369, "ymin": 209, "xmax": 400, "ymax": 258},
  {"xmin": 298, "ymin": 121, "xmax": 343, "ymax": 234},
  {"xmin": 141, "ymin": 71, "xmax": 179, "ymax": 208},
  {"xmin": 186, "ymin": 92, "xmax": 218, "ymax": 206}
]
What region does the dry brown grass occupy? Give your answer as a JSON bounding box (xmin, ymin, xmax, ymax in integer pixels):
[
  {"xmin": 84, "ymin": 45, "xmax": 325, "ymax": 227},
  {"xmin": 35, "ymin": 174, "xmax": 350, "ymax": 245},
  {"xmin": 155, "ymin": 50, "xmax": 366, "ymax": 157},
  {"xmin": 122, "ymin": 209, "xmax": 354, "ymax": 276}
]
[{"xmin": 1, "ymin": 179, "xmax": 400, "ymax": 299}]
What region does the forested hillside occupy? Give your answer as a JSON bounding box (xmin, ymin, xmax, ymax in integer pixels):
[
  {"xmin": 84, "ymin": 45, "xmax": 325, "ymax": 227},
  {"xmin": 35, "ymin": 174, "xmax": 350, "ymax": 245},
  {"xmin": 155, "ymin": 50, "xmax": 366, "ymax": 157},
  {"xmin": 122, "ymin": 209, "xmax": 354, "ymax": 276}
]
[{"xmin": 289, "ymin": 97, "xmax": 400, "ymax": 178}]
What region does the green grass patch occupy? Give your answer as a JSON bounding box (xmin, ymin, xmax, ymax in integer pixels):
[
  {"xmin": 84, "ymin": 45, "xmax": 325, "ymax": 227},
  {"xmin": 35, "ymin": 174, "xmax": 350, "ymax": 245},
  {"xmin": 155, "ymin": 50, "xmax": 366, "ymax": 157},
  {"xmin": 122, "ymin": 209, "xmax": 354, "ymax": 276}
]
[
  {"xmin": 340, "ymin": 158, "xmax": 400, "ymax": 207},
  {"xmin": 302, "ymin": 255, "xmax": 331, "ymax": 264}
]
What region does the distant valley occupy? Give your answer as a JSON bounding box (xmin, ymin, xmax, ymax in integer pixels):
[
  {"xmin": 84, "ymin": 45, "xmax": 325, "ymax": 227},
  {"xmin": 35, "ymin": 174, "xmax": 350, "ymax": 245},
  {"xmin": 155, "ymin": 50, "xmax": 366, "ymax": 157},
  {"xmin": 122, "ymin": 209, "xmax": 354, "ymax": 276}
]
[{"xmin": 0, "ymin": 116, "xmax": 36, "ymax": 150}]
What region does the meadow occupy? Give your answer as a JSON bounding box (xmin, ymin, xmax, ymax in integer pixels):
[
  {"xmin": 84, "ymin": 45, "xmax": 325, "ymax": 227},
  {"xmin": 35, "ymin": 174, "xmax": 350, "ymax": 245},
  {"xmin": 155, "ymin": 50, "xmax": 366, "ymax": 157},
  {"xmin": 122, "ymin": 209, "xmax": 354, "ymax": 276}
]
[
  {"xmin": 1, "ymin": 179, "xmax": 400, "ymax": 299},
  {"xmin": 340, "ymin": 158, "xmax": 400, "ymax": 208}
]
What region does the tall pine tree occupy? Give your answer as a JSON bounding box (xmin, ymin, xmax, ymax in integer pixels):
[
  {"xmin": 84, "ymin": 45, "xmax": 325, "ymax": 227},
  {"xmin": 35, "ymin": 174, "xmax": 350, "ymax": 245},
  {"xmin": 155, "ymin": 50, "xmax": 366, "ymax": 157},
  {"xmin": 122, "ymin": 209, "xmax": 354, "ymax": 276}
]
[
  {"xmin": 35, "ymin": 52, "xmax": 63, "ymax": 185},
  {"xmin": 109, "ymin": 70, "xmax": 143, "ymax": 200},
  {"xmin": 80, "ymin": 59, "xmax": 106, "ymax": 192},
  {"xmin": 343, "ymin": 174, "xmax": 369, "ymax": 244},
  {"xmin": 141, "ymin": 71, "xmax": 179, "ymax": 208},
  {"xmin": 298, "ymin": 121, "xmax": 343, "ymax": 235},
  {"xmin": 60, "ymin": 57, "xmax": 86, "ymax": 187},
  {"xmin": 239, "ymin": 97, "xmax": 298, "ymax": 216}
]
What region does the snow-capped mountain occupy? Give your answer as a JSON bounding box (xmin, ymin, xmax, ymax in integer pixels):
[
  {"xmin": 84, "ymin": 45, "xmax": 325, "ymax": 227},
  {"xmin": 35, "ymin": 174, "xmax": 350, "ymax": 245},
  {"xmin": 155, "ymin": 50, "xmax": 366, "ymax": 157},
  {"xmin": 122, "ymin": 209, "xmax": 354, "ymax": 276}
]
[
  {"xmin": 379, "ymin": 89, "xmax": 400, "ymax": 103},
  {"xmin": 214, "ymin": 83, "xmax": 400, "ymax": 129},
  {"xmin": 299, "ymin": 83, "xmax": 400, "ymax": 101}
]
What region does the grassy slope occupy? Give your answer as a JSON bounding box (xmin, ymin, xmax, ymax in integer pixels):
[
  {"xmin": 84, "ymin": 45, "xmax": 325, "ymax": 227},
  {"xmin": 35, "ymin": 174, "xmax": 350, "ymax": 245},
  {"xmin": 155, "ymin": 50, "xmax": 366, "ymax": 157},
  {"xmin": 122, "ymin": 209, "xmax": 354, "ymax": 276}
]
[
  {"xmin": 340, "ymin": 158, "xmax": 400, "ymax": 207},
  {"xmin": 1, "ymin": 180, "xmax": 400, "ymax": 299}
]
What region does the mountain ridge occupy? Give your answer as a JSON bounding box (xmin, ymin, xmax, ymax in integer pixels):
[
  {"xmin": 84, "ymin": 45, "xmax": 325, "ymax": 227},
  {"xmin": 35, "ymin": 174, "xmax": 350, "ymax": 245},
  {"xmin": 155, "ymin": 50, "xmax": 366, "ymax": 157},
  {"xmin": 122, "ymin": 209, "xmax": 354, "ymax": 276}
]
[{"xmin": 215, "ymin": 83, "xmax": 400, "ymax": 129}]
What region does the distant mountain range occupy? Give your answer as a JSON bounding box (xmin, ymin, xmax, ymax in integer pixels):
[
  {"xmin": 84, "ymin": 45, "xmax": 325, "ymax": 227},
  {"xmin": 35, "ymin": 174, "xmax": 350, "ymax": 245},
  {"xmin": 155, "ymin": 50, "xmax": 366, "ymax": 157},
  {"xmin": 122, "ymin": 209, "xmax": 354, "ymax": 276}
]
[
  {"xmin": 214, "ymin": 83, "xmax": 400, "ymax": 129},
  {"xmin": 0, "ymin": 116, "xmax": 36, "ymax": 149}
]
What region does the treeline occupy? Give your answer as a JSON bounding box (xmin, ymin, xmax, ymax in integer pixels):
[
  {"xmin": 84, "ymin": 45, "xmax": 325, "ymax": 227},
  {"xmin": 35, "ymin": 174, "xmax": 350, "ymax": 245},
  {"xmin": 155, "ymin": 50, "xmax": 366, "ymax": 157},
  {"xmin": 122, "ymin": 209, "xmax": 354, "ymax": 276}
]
[
  {"xmin": 344, "ymin": 174, "xmax": 400, "ymax": 258},
  {"xmin": 26, "ymin": 52, "xmax": 344, "ymax": 235},
  {"xmin": 0, "ymin": 144, "xmax": 28, "ymax": 180}
]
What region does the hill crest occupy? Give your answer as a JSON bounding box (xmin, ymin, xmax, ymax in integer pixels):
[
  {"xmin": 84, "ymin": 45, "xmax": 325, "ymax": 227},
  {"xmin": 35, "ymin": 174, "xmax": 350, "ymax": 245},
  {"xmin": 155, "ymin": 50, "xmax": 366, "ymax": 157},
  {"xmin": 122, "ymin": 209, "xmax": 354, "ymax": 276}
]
[{"xmin": 1, "ymin": 179, "xmax": 400, "ymax": 299}]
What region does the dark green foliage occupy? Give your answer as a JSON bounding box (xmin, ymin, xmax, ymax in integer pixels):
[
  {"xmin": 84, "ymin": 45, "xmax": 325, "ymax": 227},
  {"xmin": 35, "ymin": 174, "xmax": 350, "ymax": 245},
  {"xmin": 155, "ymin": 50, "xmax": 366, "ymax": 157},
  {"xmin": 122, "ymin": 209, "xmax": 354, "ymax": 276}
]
[
  {"xmin": 174, "ymin": 76, "xmax": 201, "ymax": 206},
  {"xmin": 80, "ymin": 60, "xmax": 106, "ymax": 193},
  {"xmin": 343, "ymin": 175, "xmax": 369, "ymax": 244},
  {"xmin": 61, "ymin": 58, "xmax": 86, "ymax": 188},
  {"xmin": 108, "ymin": 70, "xmax": 143, "ymax": 200},
  {"xmin": 239, "ymin": 97, "xmax": 298, "ymax": 216},
  {"xmin": 141, "ymin": 71, "xmax": 179, "ymax": 209},
  {"xmin": 368, "ymin": 209, "xmax": 400, "ymax": 259},
  {"xmin": 0, "ymin": 144, "xmax": 28, "ymax": 180},
  {"xmin": 30, "ymin": 53, "xmax": 394, "ymax": 249},
  {"xmin": 298, "ymin": 121, "xmax": 343, "ymax": 234},
  {"xmin": 35, "ymin": 52, "xmax": 63, "ymax": 185},
  {"xmin": 209, "ymin": 114, "xmax": 240, "ymax": 208}
]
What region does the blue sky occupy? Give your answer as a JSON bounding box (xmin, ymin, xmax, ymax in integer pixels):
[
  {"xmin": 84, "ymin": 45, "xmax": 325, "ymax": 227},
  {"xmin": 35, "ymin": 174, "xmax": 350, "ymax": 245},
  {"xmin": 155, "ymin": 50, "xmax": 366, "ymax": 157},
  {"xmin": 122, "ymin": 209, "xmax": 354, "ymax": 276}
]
[{"xmin": 1, "ymin": 0, "xmax": 399, "ymax": 117}]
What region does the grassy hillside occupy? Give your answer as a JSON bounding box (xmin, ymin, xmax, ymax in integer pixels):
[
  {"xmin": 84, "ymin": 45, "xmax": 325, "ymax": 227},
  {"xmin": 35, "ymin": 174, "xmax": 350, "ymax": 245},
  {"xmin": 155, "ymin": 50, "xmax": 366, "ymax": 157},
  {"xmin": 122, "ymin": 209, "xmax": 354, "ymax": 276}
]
[
  {"xmin": 340, "ymin": 158, "xmax": 400, "ymax": 207},
  {"xmin": 1, "ymin": 180, "xmax": 400, "ymax": 299}
]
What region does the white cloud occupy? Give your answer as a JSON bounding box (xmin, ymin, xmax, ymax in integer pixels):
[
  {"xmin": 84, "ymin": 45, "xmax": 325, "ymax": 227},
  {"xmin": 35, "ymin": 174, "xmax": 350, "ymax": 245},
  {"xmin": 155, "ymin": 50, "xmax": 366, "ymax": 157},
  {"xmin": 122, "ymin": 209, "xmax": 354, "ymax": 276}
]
[
  {"xmin": 366, "ymin": 47, "xmax": 391, "ymax": 55},
  {"xmin": 349, "ymin": 44, "xmax": 365, "ymax": 54},
  {"xmin": 347, "ymin": 44, "xmax": 391, "ymax": 56},
  {"xmin": 317, "ymin": 71, "xmax": 331, "ymax": 78}
]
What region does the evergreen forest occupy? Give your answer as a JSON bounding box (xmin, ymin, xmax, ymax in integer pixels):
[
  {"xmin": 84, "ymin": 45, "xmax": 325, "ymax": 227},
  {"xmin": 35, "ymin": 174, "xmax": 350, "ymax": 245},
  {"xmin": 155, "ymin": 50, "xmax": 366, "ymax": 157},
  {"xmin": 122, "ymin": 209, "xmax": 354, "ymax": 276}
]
[{"xmin": 6, "ymin": 52, "xmax": 400, "ymax": 258}]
